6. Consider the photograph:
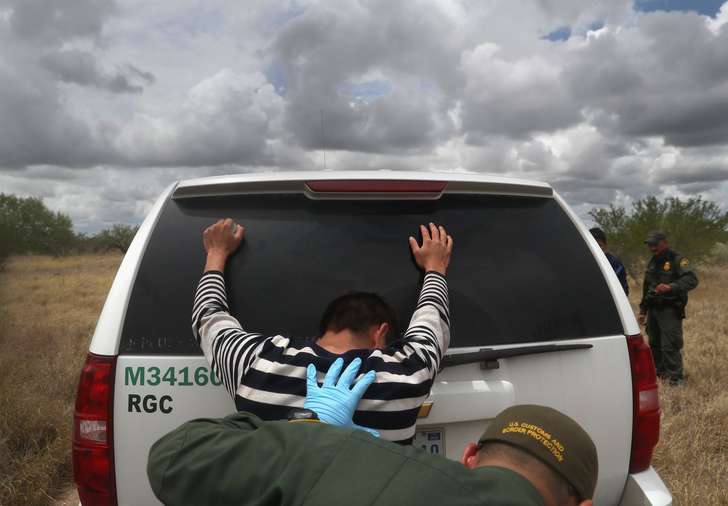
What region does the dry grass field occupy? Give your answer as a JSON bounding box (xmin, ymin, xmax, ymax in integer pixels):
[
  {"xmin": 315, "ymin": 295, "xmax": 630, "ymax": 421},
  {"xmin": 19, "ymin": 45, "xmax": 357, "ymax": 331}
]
[
  {"xmin": 0, "ymin": 254, "xmax": 122, "ymax": 506},
  {"xmin": 0, "ymin": 253, "xmax": 726, "ymax": 505},
  {"xmin": 638, "ymin": 265, "xmax": 728, "ymax": 504}
]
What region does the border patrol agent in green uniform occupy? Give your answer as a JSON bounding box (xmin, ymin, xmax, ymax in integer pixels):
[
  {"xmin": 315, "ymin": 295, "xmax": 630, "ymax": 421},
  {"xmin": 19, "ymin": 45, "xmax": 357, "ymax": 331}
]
[
  {"xmin": 148, "ymin": 359, "xmax": 598, "ymax": 506},
  {"xmin": 638, "ymin": 231, "xmax": 698, "ymax": 386}
]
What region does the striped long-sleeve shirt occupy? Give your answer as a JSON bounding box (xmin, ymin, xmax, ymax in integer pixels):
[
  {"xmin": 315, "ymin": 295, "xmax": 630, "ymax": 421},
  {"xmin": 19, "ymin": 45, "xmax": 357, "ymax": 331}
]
[{"xmin": 192, "ymin": 270, "xmax": 450, "ymax": 443}]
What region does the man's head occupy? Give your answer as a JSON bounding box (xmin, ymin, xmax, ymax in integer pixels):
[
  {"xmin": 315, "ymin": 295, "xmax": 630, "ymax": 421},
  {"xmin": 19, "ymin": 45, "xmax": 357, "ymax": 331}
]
[
  {"xmin": 589, "ymin": 227, "xmax": 607, "ymax": 251},
  {"xmin": 318, "ymin": 292, "xmax": 399, "ymax": 349},
  {"xmin": 644, "ymin": 231, "xmax": 668, "ymax": 256},
  {"xmin": 460, "ymin": 405, "xmax": 598, "ymax": 506}
]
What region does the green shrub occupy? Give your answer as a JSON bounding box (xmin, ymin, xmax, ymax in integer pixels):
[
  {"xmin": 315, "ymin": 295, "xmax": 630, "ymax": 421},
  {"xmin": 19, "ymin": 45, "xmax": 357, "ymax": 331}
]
[
  {"xmin": 0, "ymin": 194, "xmax": 76, "ymax": 258},
  {"xmin": 709, "ymin": 242, "xmax": 728, "ymax": 264},
  {"xmin": 590, "ymin": 196, "xmax": 728, "ymax": 281}
]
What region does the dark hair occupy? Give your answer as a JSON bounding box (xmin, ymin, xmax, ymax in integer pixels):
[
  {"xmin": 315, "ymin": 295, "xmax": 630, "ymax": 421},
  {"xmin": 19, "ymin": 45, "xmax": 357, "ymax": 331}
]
[
  {"xmin": 589, "ymin": 227, "xmax": 607, "ymax": 245},
  {"xmin": 477, "ymin": 442, "xmax": 582, "ymax": 504},
  {"xmin": 318, "ymin": 292, "xmax": 399, "ymax": 344}
]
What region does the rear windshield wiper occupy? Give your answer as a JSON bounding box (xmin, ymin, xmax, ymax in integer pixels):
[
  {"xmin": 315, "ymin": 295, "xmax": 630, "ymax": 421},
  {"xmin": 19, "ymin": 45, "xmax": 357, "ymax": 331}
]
[{"xmin": 440, "ymin": 343, "xmax": 593, "ymax": 369}]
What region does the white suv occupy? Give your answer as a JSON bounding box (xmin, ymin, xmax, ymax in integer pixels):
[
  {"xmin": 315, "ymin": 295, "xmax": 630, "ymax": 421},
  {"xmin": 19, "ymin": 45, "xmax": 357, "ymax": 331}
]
[{"xmin": 72, "ymin": 171, "xmax": 672, "ymax": 505}]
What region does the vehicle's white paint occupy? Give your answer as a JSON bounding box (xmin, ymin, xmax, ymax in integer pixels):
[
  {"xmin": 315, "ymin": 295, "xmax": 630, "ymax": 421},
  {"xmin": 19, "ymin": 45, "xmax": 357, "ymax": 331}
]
[
  {"xmin": 81, "ymin": 172, "xmax": 671, "ymax": 505},
  {"xmin": 423, "ymin": 380, "xmax": 515, "ymax": 425},
  {"xmin": 432, "ymin": 335, "xmax": 633, "ymax": 506},
  {"xmin": 618, "ymin": 467, "xmax": 673, "ymax": 505},
  {"xmin": 89, "ymin": 182, "xmax": 177, "ymax": 355},
  {"xmin": 114, "ymin": 356, "xmax": 232, "ymax": 506}
]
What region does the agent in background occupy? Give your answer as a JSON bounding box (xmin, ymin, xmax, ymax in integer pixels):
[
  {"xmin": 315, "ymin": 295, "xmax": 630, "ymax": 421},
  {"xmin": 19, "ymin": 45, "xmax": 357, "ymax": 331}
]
[
  {"xmin": 638, "ymin": 231, "xmax": 698, "ymax": 386},
  {"xmin": 589, "ymin": 227, "xmax": 629, "ymax": 295}
]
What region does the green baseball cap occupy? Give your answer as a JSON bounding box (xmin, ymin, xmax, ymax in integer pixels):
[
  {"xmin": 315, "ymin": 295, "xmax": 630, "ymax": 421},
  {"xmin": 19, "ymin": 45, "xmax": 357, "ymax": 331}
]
[
  {"xmin": 644, "ymin": 231, "xmax": 667, "ymax": 245},
  {"xmin": 478, "ymin": 405, "xmax": 598, "ymax": 500}
]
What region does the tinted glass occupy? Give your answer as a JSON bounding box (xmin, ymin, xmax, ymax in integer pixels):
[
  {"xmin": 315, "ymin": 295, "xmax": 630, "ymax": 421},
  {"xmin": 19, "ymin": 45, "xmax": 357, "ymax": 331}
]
[{"xmin": 120, "ymin": 194, "xmax": 622, "ymax": 354}]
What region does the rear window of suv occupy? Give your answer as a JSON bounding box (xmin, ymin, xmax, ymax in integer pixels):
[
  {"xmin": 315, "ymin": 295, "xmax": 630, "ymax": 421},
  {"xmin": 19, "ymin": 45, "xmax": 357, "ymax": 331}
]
[{"xmin": 120, "ymin": 193, "xmax": 622, "ymax": 354}]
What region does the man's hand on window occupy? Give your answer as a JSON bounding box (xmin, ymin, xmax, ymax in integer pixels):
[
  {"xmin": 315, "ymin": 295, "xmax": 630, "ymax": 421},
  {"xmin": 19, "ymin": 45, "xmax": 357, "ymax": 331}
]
[
  {"xmin": 203, "ymin": 218, "xmax": 245, "ymax": 272},
  {"xmin": 409, "ymin": 222, "xmax": 453, "ymax": 276}
]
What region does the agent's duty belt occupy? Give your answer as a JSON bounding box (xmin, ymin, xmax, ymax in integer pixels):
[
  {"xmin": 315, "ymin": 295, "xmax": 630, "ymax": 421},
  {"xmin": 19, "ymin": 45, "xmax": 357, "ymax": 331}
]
[{"xmin": 644, "ymin": 289, "xmax": 682, "ymax": 308}]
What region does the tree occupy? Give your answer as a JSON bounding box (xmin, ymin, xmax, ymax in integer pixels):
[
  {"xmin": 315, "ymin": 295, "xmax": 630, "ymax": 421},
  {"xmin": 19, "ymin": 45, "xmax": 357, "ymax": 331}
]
[
  {"xmin": 0, "ymin": 205, "xmax": 12, "ymax": 262},
  {"xmin": 590, "ymin": 196, "xmax": 728, "ymax": 281},
  {"xmin": 0, "ymin": 193, "xmax": 76, "ymax": 261},
  {"xmin": 92, "ymin": 224, "xmax": 139, "ymax": 254}
]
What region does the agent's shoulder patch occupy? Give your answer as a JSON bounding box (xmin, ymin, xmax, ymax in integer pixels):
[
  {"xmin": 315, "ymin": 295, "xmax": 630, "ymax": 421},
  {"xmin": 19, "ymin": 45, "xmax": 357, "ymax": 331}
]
[{"xmin": 680, "ymin": 257, "xmax": 690, "ymax": 268}]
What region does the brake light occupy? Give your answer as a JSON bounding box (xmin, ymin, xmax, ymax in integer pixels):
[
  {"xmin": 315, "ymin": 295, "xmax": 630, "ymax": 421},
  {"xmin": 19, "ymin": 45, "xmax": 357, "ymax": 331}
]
[
  {"xmin": 306, "ymin": 180, "xmax": 446, "ymax": 193},
  {"xmin": 73, "ymin": 353, "xmax": 117, "ymax": 505},
  {"xmin": 625, "ymin": 334, "xmax": 660, "ymax": 473}
]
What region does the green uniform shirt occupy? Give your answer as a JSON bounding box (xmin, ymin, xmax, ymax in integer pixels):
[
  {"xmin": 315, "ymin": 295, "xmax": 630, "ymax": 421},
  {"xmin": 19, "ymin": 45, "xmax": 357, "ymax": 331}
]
[
  {"xmin": 639, "ymin": 249, "xmax": 698, "ymax": 314},
  {"xmin": 148, "ymin": 412, "xmax": 545, "ymax": 506}
]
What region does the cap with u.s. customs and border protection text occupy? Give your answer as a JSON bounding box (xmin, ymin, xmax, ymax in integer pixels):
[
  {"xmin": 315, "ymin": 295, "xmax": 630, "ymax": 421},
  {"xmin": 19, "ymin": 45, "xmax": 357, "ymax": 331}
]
[{"xmin": 478, "ymin": 404, "xmax": 598, "ymax": 500}]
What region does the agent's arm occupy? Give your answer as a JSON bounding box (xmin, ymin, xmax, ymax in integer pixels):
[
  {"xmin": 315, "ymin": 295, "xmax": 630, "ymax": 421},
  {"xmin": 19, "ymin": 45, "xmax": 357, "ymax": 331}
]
[
  {"xmin": 148, "ymin": 359, "xmax": 376, "ymax": 505},
  {"xmin": 192, "ymin": 218, "xmax": 275, "ymax": 398},
  {"xmin": 670, "ymin": 255, "xmax": 698, "ymax": 293},
  {"xmin": 304, "ymin": 357, "xmax": 379, "ymax": 436}
]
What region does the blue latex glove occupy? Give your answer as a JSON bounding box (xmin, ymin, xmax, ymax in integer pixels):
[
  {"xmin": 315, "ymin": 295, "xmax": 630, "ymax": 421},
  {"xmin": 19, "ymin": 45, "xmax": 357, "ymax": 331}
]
[{"xmin": 304, "ymin": 357, "xmax": 380, "ymax": 437}]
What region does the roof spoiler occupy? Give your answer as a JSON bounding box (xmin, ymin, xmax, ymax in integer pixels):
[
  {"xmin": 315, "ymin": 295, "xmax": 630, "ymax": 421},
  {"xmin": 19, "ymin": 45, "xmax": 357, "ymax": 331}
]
[{"xmin": 172, "ymin": 173, "xmax": 553, "ymax": 200}]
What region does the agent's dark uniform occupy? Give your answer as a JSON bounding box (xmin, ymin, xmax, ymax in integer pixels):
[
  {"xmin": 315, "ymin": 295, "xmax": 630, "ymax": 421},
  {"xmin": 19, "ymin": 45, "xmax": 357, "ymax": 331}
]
[
  {"xmin": 147, "ymin": 406, "xmax": 599, "ymax": 506},
  {"xmin": 589, "ymin": 227, "xmax": 628, "ymax": 294},
  {"xmin": 605, "ymin": 251, "xmax": 629, "ymax": 295},
  {"xmin": 147, "ymin": 412, "xmax": 545, "ymax": 506},
  {"xmin": 639, "ymin": 235, "xmax": 698, "ymax": 383}
]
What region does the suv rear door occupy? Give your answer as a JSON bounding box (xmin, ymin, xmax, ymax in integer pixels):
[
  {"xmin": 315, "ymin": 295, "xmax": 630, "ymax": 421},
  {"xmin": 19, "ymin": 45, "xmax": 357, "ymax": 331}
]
[{"xmin": 111, "ymin": 176, "xmax": 631, "ymax": 505}]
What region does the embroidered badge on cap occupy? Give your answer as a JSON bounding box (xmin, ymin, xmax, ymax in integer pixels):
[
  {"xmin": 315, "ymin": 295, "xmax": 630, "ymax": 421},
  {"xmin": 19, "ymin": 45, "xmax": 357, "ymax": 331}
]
[
  {"xmin": 680, "ymin": 258, "xmax": 690, "ymax": 268},
  {"xmin": 663, "ymin": 261, "xmax": 671, "ymax": 271}
]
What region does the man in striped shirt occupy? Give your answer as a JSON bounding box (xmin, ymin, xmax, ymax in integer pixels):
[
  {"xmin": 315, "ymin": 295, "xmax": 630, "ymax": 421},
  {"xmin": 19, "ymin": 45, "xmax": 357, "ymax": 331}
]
[{"xmin": 193, "ymin": 218, "xmax": 453, "ymax": 443}]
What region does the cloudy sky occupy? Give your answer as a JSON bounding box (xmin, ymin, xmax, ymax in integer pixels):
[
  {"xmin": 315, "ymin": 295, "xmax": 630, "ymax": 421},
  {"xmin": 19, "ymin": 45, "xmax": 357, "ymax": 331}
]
[{"xmin": 1, "ymin": 0, "xmax": 727, "ymax": 232}]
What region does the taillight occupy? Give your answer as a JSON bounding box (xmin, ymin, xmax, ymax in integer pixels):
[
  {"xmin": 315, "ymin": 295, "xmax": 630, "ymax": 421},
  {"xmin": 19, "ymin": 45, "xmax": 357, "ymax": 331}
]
[
  {"xmin": 625, "ymin": 334, "xmax": 660, "ymax": 473},
  {"xmin": 306, "ymin": 180, "xmax": 446, "ymax": 193},
  {"xmin": 73, "ymin": 353, "xmax": 117, "ymax": 505}
]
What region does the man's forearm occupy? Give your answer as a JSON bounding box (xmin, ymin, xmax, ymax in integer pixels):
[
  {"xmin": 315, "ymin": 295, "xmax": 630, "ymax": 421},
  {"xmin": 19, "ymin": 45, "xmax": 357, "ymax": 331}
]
[
  {"xmin": 416, "ymin": 271, "xmax": 450, "ymax": 325},
  {"xmin": 398, "ymin": 271, "xmax": 451, "ymax": 372},
  {"xmin": 192, "ymin": 270, "xmax": 268, "ymax": 399},
  {"xmin": 204, "ymin": 251, "xmax": 228, "ymax": 272}
]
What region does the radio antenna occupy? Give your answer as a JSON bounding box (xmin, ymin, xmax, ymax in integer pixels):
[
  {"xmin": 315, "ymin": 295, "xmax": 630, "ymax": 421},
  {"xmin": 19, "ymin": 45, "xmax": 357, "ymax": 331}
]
[{"xmin": 320, "ymin": 109, "xmax": 327, "ymax": 170}]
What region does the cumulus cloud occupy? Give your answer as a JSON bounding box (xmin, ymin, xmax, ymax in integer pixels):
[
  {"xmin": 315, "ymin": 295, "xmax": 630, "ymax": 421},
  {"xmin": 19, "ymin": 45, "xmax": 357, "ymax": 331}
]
[
  {"xmin": 40, "ymin": 49, "xmax": 155, "ymax": 94},
  {"xmin": 0, "ymin": 0, "xmax": 727, "ymax": 231},
  {"xmin": 460, "ymin": 43, "xmax": 581, "ymax": 140},
  {"xmin": 0, "ymin": 62, "xmax": 112, "ymax": 168},
  {"xmin": 1, "ymin": 0, "xmax": 116, "ymax": 44},
  {"xmin": 567, "ymin": 12, "xmax": 728, "ymax": 147},
  {"xmin": 0, "ymin": 0, "xmax": 155, "ymax": 168},
  {"xmin": 114, "ymin": 69, "xmax": 283, "ymax": 166},
  {"xmin": 267, "ymin": 0, "xmax": 462, "ymax": 152}
]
